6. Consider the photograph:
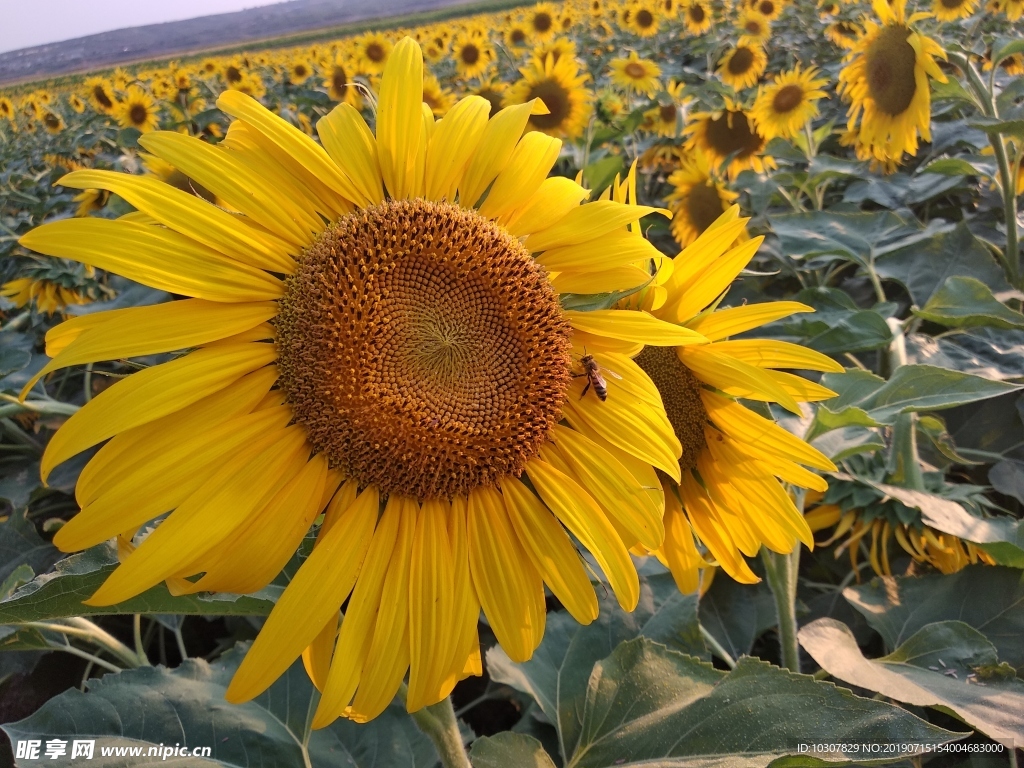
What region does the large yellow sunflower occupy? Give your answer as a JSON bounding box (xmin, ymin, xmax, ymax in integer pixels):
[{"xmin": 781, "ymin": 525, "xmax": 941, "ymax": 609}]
[
  {"xmin": 505, "ymin": 53, "xmax": 593, "ymax": 139},
  {"xmin": 609, "ymin": 51, "xmax": 663, "ymax": 97},
  {"xmin": 665, "ymin": 148, "xmax": 740, "ymax": 246},
  {"xmin": 628, "ymin": 2, "xmax": 662, "ymax": 36},
  {"xmin": 526, "ymin": 2, "xmax": 560, "ymax": 41},
  {"xmin": 736, "ymin": 10, "xmax": 771, "ymax": 43},
  {"xmin": 683, "ymin": 0, "xmax": 713, "ymax": 33},
  {"xmin": 751, "ymin": 65, "xmax": 829, "ymax": 140},
  {"xmin": 20, "ymin": 38, "xmax": 693, "ymax": 726},
  {"xmin": 83, "ymin": 77, "xmax": 116, "ymax": 114},
  {"xmin": 717, "ymin": 43, "xmax": 768, "ymax": 90},
  {"xmin": 321, "ymin": 54, "xmax": 362, "ymax": 108},
  {"xmin": 837, "ymin": 0, "xmax": 947, "ymax": 165},
  {"xmin": 684, "ymin": 101, "xmax": 774, "ymax": 178},
  {"xmin": 354, "ymin": 32, "xmax": 392, "ymax": 74},
  {"xmin": 115, "ymin": 86, "xmax": 159, "ymax": 134},
  {"xmin": 451, "ymin": 30, "xmax": 495, "ymax": 80},
  {"xmin": 621, "ymin": 208, "xmax": 841, "ymax": 589}
]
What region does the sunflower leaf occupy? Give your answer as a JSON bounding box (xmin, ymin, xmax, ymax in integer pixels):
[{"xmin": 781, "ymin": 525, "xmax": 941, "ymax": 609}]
[
  {"xmin": 469, "ymin": 733, "xmax": 557, "ymax": 768},
  {"xmin": 800, "ymin": 618, "xmax": 1024, "ymax": 746},
  {"xmin": 1, "ymin": 642, "xmax": 437, "ymax": 768},
  {"xmin": 913, "ymin": 277, "xmax": 1024, "ymax": 331}
]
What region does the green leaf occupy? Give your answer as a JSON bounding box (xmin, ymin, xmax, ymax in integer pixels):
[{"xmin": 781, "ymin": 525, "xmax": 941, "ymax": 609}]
[
  {"xmin": 582, "ymin": 154, "xmax": 624, "ymax": 196},
  {"xmin": 811, "ymin": 426, "xmax": 887, "ymax": 462},
  {"xmin": 843, "ymin": 565, "xmax": 1024, "ymax": 668},
  {"xmin": 0, "ymin": 510, "xmax": 59, "ymax": 590},
  {"xmin": 922, "ymin": 158, "xmax": 985, "ymax": 176},
  {"xmin": 800, "ymin": 619, "xmax": 1024, "ymax": 746},
  {"xmin": 768, "ymin": 210, "xmax": 929, "ymax": 269},
  {"xmin": 930, "ymin": 77, "xmax": 979, "ymax": 106},
  {"xmin": 913, "ymin": 277, "xmax": 1024, "ymax": 330},
  {"xmin": 806, "ymin": 310, "xmax": 893, "ymax": 354},
  {"xmin": 1, "ymin": 643, "xmax": 437, "ymax": 767},
  {"xmin": 806, "ymin": 404, "xmax": 882, "ymax": 442},
  {"xmin": 698, "ymin": 576, "xmax": 776, "ymax": 660},
  {"xmin": 0, "ymin": 331, "xmax": 32, "ymax": 379},
  {"xmin": 990, "ymin": 459, "xmax": 1024, "ymax": 504},
  {"xmin": 905, "ymin": 489, "xmax": 1024, "ymax": 567},
  {"xmin": 863, "ymin": 364, "xmax": 1022, "ymax": 424},
  {"xmin": 560, "ymin": 639, "xmax": 962, "ymax": 767},
  {"xmin": 470, "ymin": 733, "xmax": 557, "ymax": 768},
  {"xmin": 917, "ymin": 414, "xmax": 982, "ymax": 465},
  {"xmin": 907, "ymin": 328, "xmax": 1024, "ymax": 381},
  {"xmin": 966, "ymin": 117, "xmax": 1024, "ymax": 139},
  {"xmin": 0, "ymin": 543, "xmax": 279, "ymax": 625},
  {"xmin": 875, "ymin": 223, "xmax": 1011, "ymax": 307}
]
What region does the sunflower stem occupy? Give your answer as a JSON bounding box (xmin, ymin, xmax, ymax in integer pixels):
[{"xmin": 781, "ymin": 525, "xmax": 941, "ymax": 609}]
[
  {"xmin": 886, "ymin": 318, "xmax": 925, "ymax": 491},
  {"xmin": 990, "ymin": 135, "xmax": 1021, "ymax": 289},
  {"xmin": 762, "ymin": 546, "xmax": 801, "ymax": 673},
  {"xmin": 403, "ymin": 688, "xmax": 471, "ymax": 768}
]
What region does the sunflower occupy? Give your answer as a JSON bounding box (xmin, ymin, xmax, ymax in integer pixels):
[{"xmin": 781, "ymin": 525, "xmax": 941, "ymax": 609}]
[
  {"xmin": 42, "ymin": 111, "xmax": 65, "ymax": 135},
  {"xmin": 469, "ymin": 77, "xmax": 507, "ymax": 118},
  {"xmin": 1, "ymin": 276, "xmax": 91, "ymax": 316},
  {"xmin": 825, "ymin": 20, "xmax": 861, "ymax": 48},
  {"xmin": 647, "ymin": 79, "xmax": 687, "ymax": 136},
  {"xmin": 806, "ymin": 502, "xmax": 996, "ymax": 577},
  {"xmin": 685, "ymin": 102, "xmax": 773, "ymax": 178},
  {"xmin": 532, "ymin": 36, "xmax": 578, "ymax": 65},
  {"xmin": 504, "ymin": 21, "xmax": 531, "ymax": 49},
  {"xmin": 619, "ymin": 208, "xmax": 840, "ymax": 590},
  {"xmin": 0, "ymin": 96, "xmax": 13, "ymax": 121},
  {"xmin": 717, "ymin": 43, "xmax": 768, "ymax": 90},
  {"xmin": 665, "ymin": 148, "xmax": 740, "ymax": 246},
  {"xmin": 83, "ymin": 77, "xmax": 116, "ymax": 114},
  {"xmin": 20, "ymin": 38, "xmax": 692, "ymax": 723},
  {"xmin": 609, "ymin": 51, "xmax": 663, "ymax": 97},
  {"xmin": 837, "ymin": 0, "xmax": 947, "ymax": 165},
  {"xmin": 73, "ymin": 188, "xmax": 110, "ymax": 217},
  {"xmin": 68, "ymin": 94, "xmax": 86, "ymax": 114},
  {"xmin": 987, "ymin": 0, "xmax": 1024, "ymax": 19},
  {"xmin": 557, "ymin": 7, "xmax": 578, "ymax": 31},
  {"xmin": 115, "ymin": 86, "xmax": 159, "ymax": 133},
  {"xmin": 354, "ymin": 32, "xmax": 392, "ymax": 74},
  {"xmin": 289, "ymin": 57, "xmax": 313, "ymax": 84},
  {"xmin": 661, "ymin": 0, "xmax": 681, "ymax": 18},
  {"xmin": 527, "ymin": 2, "xmax": 559, "ymax": 41},
  {"xmin": 986, "ymin": 51, "xmax": 1024, "ymax": 77},
  {"xmin": 221, "ymin": 59, "xmax": 248, "ymax": 85},
  {"xmin": 737, "ymin": 10, "xmax": 771, "ymax": 43},
  {"xmin": 748, "ymin": 0, "xmax": 784, "ymax": 19},
  {"xmin": 322, "ymin": 55, "xmax": 362, "ymax": 107},
  {"xmin": 505, "ymin": 53, "xmax": 593, "ymax": 139},
  {"xmin": 932, "ymin": 0, "xmax": 978, "ymax": 18},
  {"xmin": 452, "ymin": 31, "xmax": 495, "ymax": 80},
  {"xmin": 422, "ymin": 70, "xmax": 455, "ymax": 116},
  {"xmin": 683, "ymin": 0, "xmax": 713, "ymax": 33},
  {"xmin": 817, "ymin": 0, "xmax": 839, "ymax": 15},
  {"xmin": 751, "ymin": 65, "xmax": 829, "ymax": 140},
  {"xmin": 628, "ymin": 2, "xmax": 662, "ymax": 36}
]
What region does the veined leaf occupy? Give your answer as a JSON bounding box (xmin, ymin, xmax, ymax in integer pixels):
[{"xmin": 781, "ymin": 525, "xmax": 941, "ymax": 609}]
[{"xmin": 913, "ymin": 277, "xmax": 1024, "ymax": 331}]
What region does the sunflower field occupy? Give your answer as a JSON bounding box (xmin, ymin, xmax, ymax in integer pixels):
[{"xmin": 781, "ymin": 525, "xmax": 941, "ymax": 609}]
[{"xmin": 0, "ymin": 0, "xmax": 1023, "ymax": 764}]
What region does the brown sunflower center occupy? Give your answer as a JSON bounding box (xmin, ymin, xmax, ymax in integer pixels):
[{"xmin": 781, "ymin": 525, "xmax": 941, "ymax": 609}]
[
  {"xmin": 745, "ymin": 19, "xmax": 763, "ymax": 33},
  {"xmin": 331, "ymin": 67, "xmax": 348, "ymax": 95},
  {"xmin": 728, "ymin": 46, "xmax": 755, "ymax": 75},
  {"xmin": 704, "ymin": 110, "xmax": 763, "ymax": 160},
  {"xmin": 940, "ymin": 0, "xmax": 965, "ymax": 7},
  {"xmin": 511, "ymin": 28, "xmax": 526, "ymax": 44},
  {"xmin": 758, "ymin": 0, "xmax": 775, "ymax": 14},
  {"xmin": 225, "ymin": 66, "xmax": 242, "ymax": 83},
  {"xmin": 634, "ymin": 346, "xmax": 708, "ymax": 472},
  {"xmin": 129, "ymin": 104, "xmax": 148, "ymax": 126},
  {"xmin": 625, "ymin": 61, "xmax": 648, "ymax": 79},
  {"xmin": 533, "ymin": 11, "xmax": 553, "ymax": 31},
  {"xmin": 294, "ymin": 64, "xmax": 308, "ymax": 78},
  {"xmin": 461, "ymin": 44, "xmax": 480, "ymax": 65},
  {"xmin": 44, "ymin": 113, "xmax": 60, "ymax": 129},
  {"xmin": 527, "ymin": 78, "xmax": 571, "ymax": 130},
  {"xmin": 92, "ymin": 85, "xmax": 112, "ymax": 109},
  {"xmin": 660, "ymin": 103, "xmax": 678, "ymax": 123},
  {"xmin": 689, "ymin": 4, "xmax": 706, "ymax": 22},
  {"xmin": 477, "ymin": 87, "xmax": 504, "ymax": 117},
  {"xmin": 865, "ymin": 25, "xmax": 917, "ymax": 116},
  {"xmin": 772, "ymin": 83, "xmax": 804, "ymax": 113},
  {"xmin": 366, "ymin": 43, "xmax": 386, "ymax": 62},
  {"xmin": 685, "ymin": 182, "xmax": 726, "ymax": 236},
  {"xmin": 276, "ymin": 199, "xmax": 573, "ymax": 500},
  {"xmin": 636, "ymin": 9, "xmax": 655, "ymax": 26}
]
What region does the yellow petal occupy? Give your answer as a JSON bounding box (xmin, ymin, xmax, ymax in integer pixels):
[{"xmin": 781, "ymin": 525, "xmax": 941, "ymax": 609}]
[
  {"xmin": 19, "ymin": 219, "xmax": 284, "ymax": 302},
  {"xmin": 527, "ymin": 454, "xmax": 640, "ymax": 611},
  {"xmin": 678, "ymin": 472, "xmax": 759, "ymax": 584},
  {"xmin": 138, "ymin": 131, "xmax": 317, "ymax": 247},
  {"xmin": 302, "ymin": 611, "xmax": 340, "ymax": 693},
  {"xmin": 459, "ymin": 101, "xmax": 538, "ymax": 208},
  {"xmin": 664, "ymin": 237, "xmax": 764, "ymax": 323},
  {"xmin": 551, "ymin": 266, "xmax": 651, "ymax": 295},
  {"xmin": 42, "ymin": 343, "xmax": 276, "ymax": 482},
  {"xmin": 444, "ymin": 496, "xmax": 482, "ymax": 687},
  {"xmin": 87, "ymin": 424, "xmax": 308, "ymax": 605},
  {"xmin": 22, "ymin": 300, "xmax": 276, "ymax": 401},
  {"xmin": 316, "ymin": 103, "xmax": 385, "ymax": 206},
  {"xmin": 525, "ymin": 200, "xmax": 669, "ymax": 252},
  {"xmin": 763, "ymin": 370, "xmax": 838, "ymax": 403},
  {"xmin": 565, "ymin": 309, "xmax": 707, "ymax": 346},
  {"xmin": 312, "ymin": 494, "xmax": 402, "ymax": 728},
  {"xmin": 661, "ymin": 488, "xmax": 703, "ymax": 594},
  {"xmin": 499, "ymin": 476, "xmax": 598, "ymax": 625},
  {"xmin": 407, "ymin": 499, "xmax": 456, "ymax": 712},
  {"xmin": 538, "ymin": 230, "xmax": 666, "ymax": 272},
  {"xmin": 376, "ymin": 38, "xmax": 426, "ymax": 200},
  {"xmin": 679, "ymin": 345, "xmax": 803, "ymax": 415},
  {"xmin": 217, "ymin": 89, "xmax": 367, "ymax": 207},
  {"xmin": 227, "ymin": 484, "xmax": 379, "ymax": 703},
  {"xmin": 707, "ymin": 339, "xmax": 844, "ymax": 372},
  {"xmin": 505, "ymin": 176, "xmax": 589, "ymax": 237},
  {"xmin": 467, "ymin": 485, "xmax": 545, "ymax": 663},
  {"xmin": 425, "ymin": 96, "xmax": 490, "ymax": 201},
  {"xmin": 57, "ymin": 170, "xmax": 295, "ymax": 273},
  {"xmin": 686, "ymin": 302, "xmax": 814, "ymax": 341},
  {"xmin": 348, "ymin": 494, "xmax": 417, "ymax": 723},
  {"xmin": 478, "ymin": 131, "xmax": 561, "ymax": 221}
]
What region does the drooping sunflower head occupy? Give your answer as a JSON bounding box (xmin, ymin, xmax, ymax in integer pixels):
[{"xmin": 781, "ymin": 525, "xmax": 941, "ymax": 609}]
[
  {"xmin": 0, "ymin": 96, "xmax": 13, "ymax": 121},
  {"xmin": 837, "ymin": 0, "xmax": 947, "ymax": 163},
  {"xmin": 83, "ymin": 77, "xmax": 116, "ymax": 114},
  {"xmin": 628, "ymin": 2, "xmax": 662, "ymax": 36},
  {"xmin": 609, "ymin": 51, "xmax": 663, "ymax": 96},
  {"xmin": 505, "ymin": 53, "xmax": 594, "ymax": 139},
  {"xmin": 684, "ymin": 102, "xmax": 774, "ymax": 178},
  {"xmin": 22, "ymin": 36, "xmax": 693, "ymax": 726},
  {"xmin": 717, "ymin": 43, "xmax": 768, "ymax": 90},
  {"xmin": 665, "ymin": 148, "xmax": 740, "ymax": 246},
  {"xmin": 825, "ymin": 20, "xmax": 861, "ymax": 48},
  {"xmin": 115, "ymin": 86, "xmax": 159, "ymax": 134},
  {"xmin": 736, "ymin": 10, "xmax": 772, "ymax": 43},
  {"xmin": 751, "ymin": 64, "xmax": 829, "ymax": 140},
  {"xmin": 72, "ymin": 188, "xmax": 110, "ymax": 217},
  {"xmin": 646, "ymin": 79, "xmax": 687, "ymax": 137},
  {"xmin": 932, "ymin": 0, "xmax": 978, "ymax": 19},
  {"xmin": 683, "ymin": 0, "xmax": 713, "ymax": 33}
]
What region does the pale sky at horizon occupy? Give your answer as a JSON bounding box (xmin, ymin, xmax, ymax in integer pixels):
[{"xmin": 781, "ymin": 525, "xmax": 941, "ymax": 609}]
[{"xmin": 0, "ymin": 0, "xmax": 289, "ymax": 54}]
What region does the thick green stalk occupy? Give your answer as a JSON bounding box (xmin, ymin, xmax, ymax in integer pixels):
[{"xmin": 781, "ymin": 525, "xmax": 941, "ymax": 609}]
[
  {"xmin": 886, "ymin": 318, "xmax": 924, "ymax": 490},
  {"xmin": 403, "ymin": 688, "xmax": 471, "ymax": 768},
  {"xmin": 762, "ymin": 547, "xmax": 801, "ymax": 673}
]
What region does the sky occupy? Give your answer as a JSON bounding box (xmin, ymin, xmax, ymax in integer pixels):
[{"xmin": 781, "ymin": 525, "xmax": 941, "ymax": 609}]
[{"xmin": 0, "ymin": 0, "xmax": 287, "ymax": 54}]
